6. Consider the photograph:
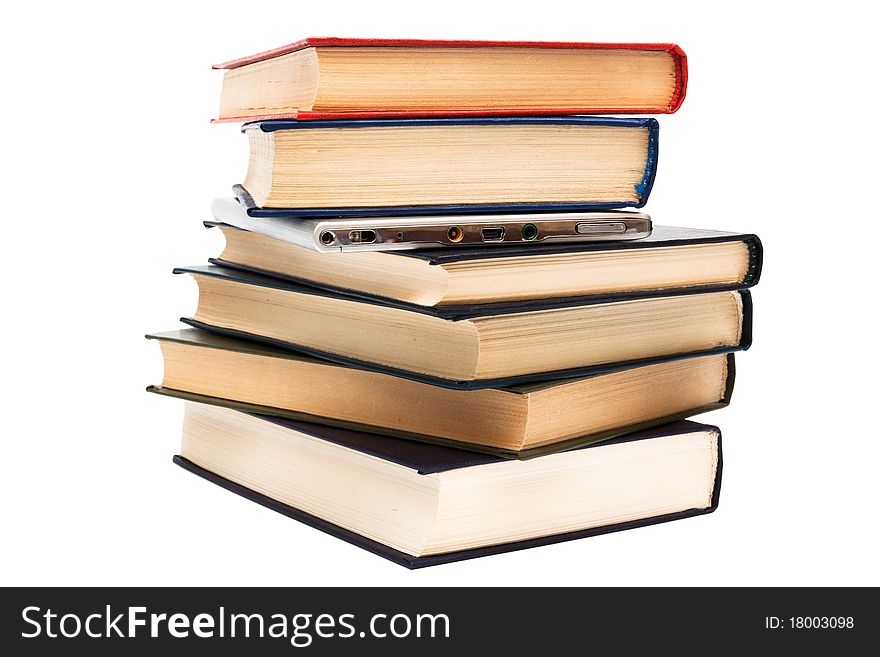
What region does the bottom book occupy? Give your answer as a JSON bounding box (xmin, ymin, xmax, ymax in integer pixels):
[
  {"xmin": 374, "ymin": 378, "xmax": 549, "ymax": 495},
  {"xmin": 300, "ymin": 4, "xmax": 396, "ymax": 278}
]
[{"xmin": 175, "ymin": 402, "xmax": 723, "ymax": 568}]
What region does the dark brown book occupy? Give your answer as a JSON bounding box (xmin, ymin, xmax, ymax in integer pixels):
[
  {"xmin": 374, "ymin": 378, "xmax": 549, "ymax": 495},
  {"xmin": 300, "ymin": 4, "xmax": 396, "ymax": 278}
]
[{"xmin": 147, "ymin": 328, "xmax": 734, "ymax": 458}]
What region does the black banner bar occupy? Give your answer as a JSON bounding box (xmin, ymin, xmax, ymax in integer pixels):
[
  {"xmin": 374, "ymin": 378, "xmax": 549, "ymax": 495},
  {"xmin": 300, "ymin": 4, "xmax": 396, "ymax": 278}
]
[{"xmin": 1, "ymin": 587, "xmax": 873, "ymax": 654}]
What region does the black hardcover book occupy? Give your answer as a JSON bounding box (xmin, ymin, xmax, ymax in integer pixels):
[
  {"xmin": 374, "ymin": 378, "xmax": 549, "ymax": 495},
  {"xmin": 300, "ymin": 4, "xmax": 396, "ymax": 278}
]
[
  {"xmin": 208, "ymin": 220, "xmax": 762, "ymax": 309},
  {"xmin": 175, "ymin": 403, "xmax": 723, "ymax": 568},
  {"xmin": 176, "ymin": 263, "xmax": 752, "ymax": 389}
]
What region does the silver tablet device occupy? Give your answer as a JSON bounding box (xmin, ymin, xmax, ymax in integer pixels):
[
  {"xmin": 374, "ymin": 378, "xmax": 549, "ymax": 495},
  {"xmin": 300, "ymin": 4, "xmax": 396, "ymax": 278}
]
[{"xmin": 211, "ymin": 198, "xmax": 652, "ymax": 253}]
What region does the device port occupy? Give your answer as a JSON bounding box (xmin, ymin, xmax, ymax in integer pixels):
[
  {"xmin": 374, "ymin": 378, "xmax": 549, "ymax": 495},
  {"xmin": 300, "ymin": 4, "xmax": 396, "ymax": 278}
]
[
  {"xmin": 319, "ymin": 231, "xmax": 336, "ymax": 246},
  {"xmin": 447, "ymin": 226, "xmax": 464, "ymax": 242},
  {"xmin": 521, "ymin": 223, "xmax": 538, "ymax": 241},
  {"xmin": 481, "ymin": 227, "xmax": 505, "ymax": 241},
  {"xmin": 348, "ymin": 230, "xmax": 377, "ymax": 244}
]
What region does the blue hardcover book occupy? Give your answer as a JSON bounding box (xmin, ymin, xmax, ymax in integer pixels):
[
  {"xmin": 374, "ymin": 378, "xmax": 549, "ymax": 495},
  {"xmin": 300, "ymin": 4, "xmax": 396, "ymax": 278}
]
[{"xmin": 237, "ymin": 117, "xmax": 659, "ymax": 218}]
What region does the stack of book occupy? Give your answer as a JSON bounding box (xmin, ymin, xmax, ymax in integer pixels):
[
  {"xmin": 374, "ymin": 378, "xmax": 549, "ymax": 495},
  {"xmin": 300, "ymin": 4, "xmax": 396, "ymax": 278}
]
[{"xmin": 148, "ymin": 39, "xmax": 762, "ymax": 568}]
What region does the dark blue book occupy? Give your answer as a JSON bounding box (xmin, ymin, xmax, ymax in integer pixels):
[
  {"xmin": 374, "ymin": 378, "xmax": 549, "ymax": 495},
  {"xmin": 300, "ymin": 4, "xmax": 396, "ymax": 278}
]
[{"xmin": 238, "ymin": 117, "xmax": 658, "ymax": 217}]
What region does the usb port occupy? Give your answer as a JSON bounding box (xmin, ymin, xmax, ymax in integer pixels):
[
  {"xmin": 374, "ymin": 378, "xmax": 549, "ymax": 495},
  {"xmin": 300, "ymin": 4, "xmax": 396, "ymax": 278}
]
[
  {"xmin": 348, "ymin": 230, "xmax": 377, "ymax": 244},
  {"xmin": 480, "ymin": 227, "xmax": 505, "ymax": 241}
]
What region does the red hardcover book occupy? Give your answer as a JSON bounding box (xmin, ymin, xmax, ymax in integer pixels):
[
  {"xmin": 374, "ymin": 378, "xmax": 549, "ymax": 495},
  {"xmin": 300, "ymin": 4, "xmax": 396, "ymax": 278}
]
[{"xmin": 213, "ymin": 38, "xmax": 687, "ymax": 122}]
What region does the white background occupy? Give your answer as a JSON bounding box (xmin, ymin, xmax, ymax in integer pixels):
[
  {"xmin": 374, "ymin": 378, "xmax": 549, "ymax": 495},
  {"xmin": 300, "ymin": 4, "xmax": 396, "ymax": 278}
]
[{"xmin": 2, "ymin": 1, "xmax": 878, "ymax": 586}]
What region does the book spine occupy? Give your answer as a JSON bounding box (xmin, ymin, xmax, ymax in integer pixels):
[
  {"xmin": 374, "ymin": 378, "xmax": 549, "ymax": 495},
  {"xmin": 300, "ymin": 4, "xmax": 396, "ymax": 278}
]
[
  {"xmin": 738, "ymin": 290, "xmax": 754, "ymax": 350},
  {"xmin": 668, "ymin": 45, "xmax": 688, "ymax": 112},
  {"xmin": 744, "ymin": 237, "xmax": 764, "ymax": 286},
  {"xmin": 635, "ymin": 119, "xmax": 660, "ymax": 207}
]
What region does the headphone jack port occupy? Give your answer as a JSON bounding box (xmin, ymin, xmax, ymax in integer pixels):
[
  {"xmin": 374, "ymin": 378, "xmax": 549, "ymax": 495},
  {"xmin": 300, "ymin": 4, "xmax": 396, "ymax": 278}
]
[{"xmin": 521, "ymin": 223, "xmax": 538, "ymax": 241}]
